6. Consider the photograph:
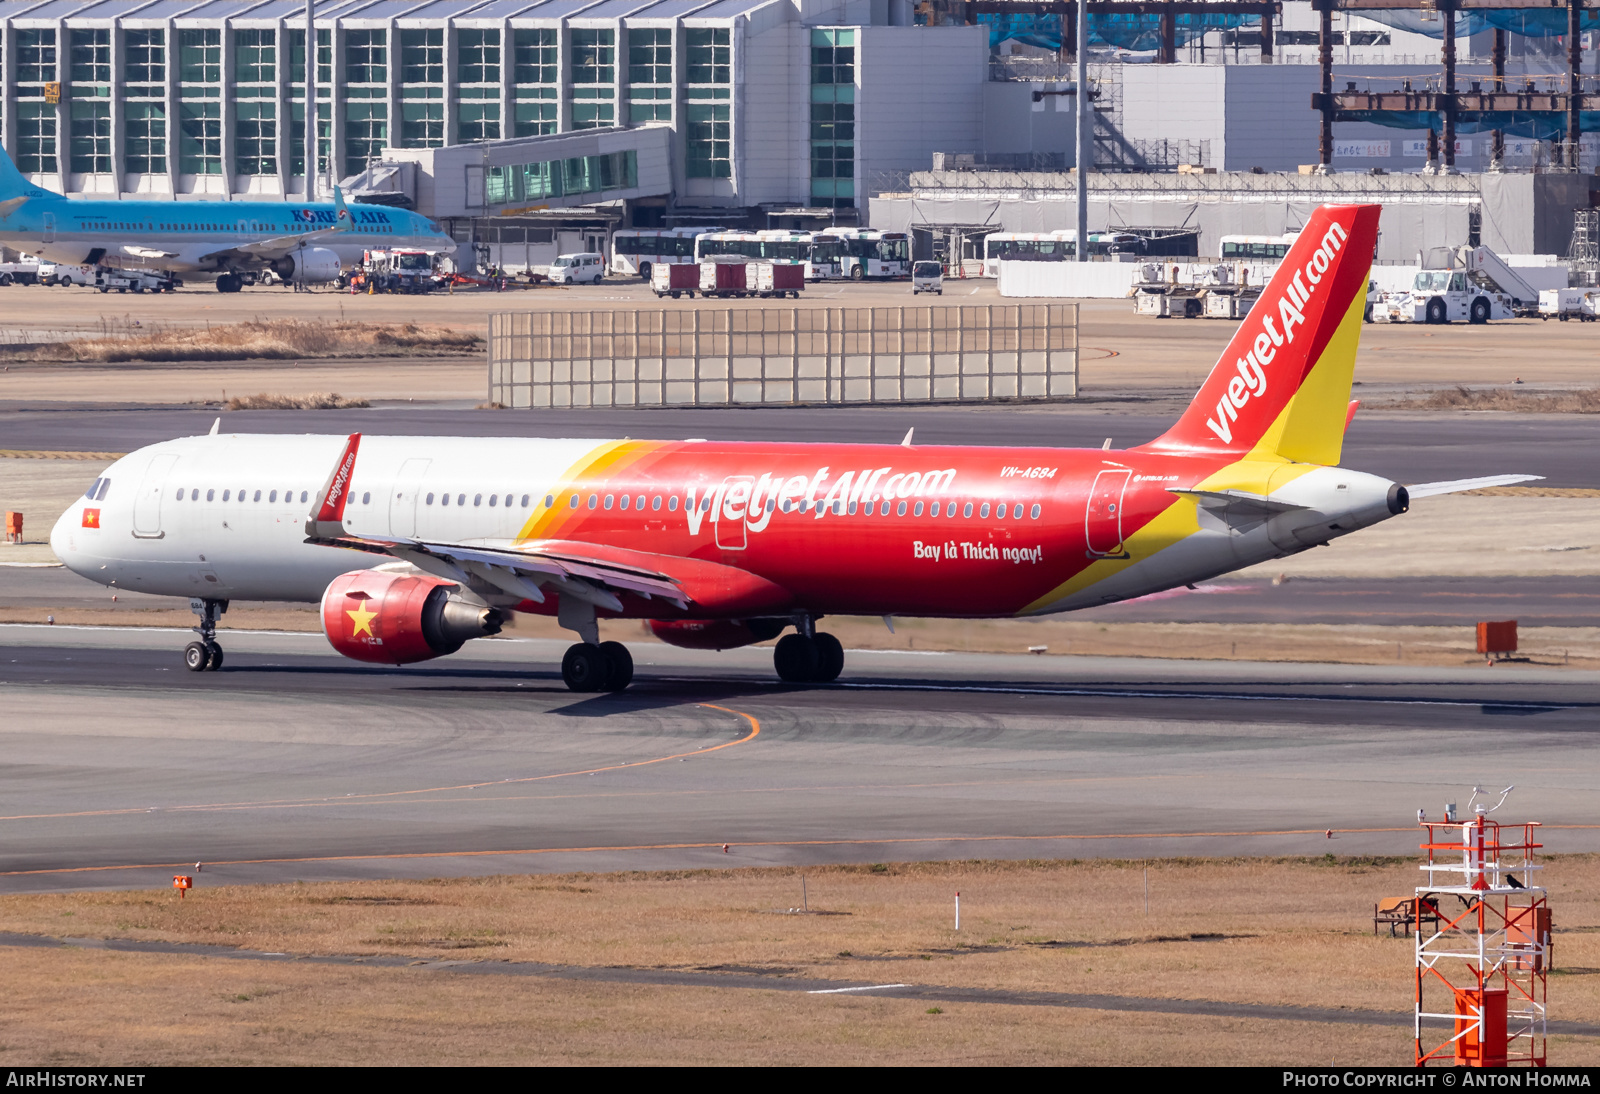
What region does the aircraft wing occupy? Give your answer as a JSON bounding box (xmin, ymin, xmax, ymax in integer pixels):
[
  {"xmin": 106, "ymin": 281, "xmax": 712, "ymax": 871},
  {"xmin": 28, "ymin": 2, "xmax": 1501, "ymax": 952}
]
[
  {"xmin": 202, "ymin": 186, "xmax": 355, "ymax": 262},
  {"xmin": 300, "ymin": 433, "xmax": 793, "ymax": 616},
  {"xmin": 123, "ymin": 244, "xmax": 180, "ymax": 259}
]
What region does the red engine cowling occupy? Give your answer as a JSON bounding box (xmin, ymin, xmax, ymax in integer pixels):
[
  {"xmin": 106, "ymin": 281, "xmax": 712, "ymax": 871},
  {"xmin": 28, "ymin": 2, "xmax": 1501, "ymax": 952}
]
[
  {"xmin": 649, "ymin": 618, "xmax": 784, "ymax": 651},
  {"xmin": 322, "ymin": 569, "xmax": 505, "ymax": 665}
]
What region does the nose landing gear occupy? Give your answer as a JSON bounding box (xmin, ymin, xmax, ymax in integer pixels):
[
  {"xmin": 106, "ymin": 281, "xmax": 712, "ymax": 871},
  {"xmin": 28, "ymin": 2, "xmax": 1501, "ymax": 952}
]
[{"xmin": 185, "ymin": 598, "xmax": 228, "ymax": 672}]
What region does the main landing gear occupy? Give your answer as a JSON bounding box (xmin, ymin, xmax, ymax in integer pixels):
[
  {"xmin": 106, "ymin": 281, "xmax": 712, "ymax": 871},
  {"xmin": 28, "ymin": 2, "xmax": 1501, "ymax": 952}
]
[
  {"xmin": 562, "ymin": 641, "xmax": 634, "ymax": 693},
  {"xmin": 185, "ymin": 598, "xmax": 228, "ymax": 672},
  {"xmin": 774, "ymin": 630, "xmax": 844, "ymax": 684}
]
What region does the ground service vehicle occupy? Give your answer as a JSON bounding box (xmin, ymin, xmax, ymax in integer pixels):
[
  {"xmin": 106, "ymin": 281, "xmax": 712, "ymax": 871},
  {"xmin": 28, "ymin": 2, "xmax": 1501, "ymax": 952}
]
[
  {"xmin": 753, "ymin": 261, "xmax": 804, "ymax": 298},
  {"xmin": 41, "ymin": 262, "xmax": 96, "ymax": 287},
  {"xmin": 548, "ymin": 253, "xmax": 605, "ymax": 284},
  {"xmin": 652, "ymin": 262, "xmax": 699, "ymax": 298},
  {"xmin": 912, "ymin": 260, "xmax": 944, "ymax": 294},
  {"xmin": 50, "ymin": 204, "xmax": 1535, "ymax": 693},
  {"xmin": 1540, "ymin": 288, "xmax": 1600, "ymax": 321},
  {"xmin": 353, "ymin": 249, "xmax": 439, "ymax": 293},
  {"xmin": 611, "ymin": 228, "xmax": 714, "ymax": 280},
  {"xmin": 1376, "ymin": 270, "xmax": 1512, "ymax": 324},
  {"xmin": 0, "ymin": 251, "xmax": 41, "ymax": 285}
]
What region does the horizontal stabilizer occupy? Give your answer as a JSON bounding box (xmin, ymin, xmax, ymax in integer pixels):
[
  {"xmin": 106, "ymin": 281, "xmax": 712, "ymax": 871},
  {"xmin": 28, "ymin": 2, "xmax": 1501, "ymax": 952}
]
[
  {"xmin": 1169, "ymin": 487, "xmax": 1309, "ymax": 519},
  {"xmin": 1406, "ymin": 474, "xmax": 1544, "ymax": 499}
]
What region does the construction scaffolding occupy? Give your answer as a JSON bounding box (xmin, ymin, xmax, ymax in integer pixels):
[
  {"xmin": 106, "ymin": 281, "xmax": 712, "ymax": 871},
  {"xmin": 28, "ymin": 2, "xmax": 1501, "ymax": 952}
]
[{"xmin": 1414, "ymin": 790, "xmax": 1549, "ymax": 1068}]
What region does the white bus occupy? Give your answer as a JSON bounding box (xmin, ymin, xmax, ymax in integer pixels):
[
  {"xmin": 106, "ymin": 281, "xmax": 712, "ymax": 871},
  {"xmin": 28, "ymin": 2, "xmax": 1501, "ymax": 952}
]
[
  {"xmin": 982, "ymin": 231, "xmax": 1077, "ymax": 277},
  {"xmin": 1220, "ymin": 234, "xmax": 1298, "ymax": 261},
  {"xmin": 610, "ymin": 228, "xmax": 722, "ymax": 279},
  {"xmin": 754, "ymin": 230, "xmax": 846, "ymax": 280},
  {"xmin": 693, "ymin": 231, "xmax": 765, "ymax": 262},
  {"xmin": 816, "ymin": 228, "xmax": 911, "ymax": 279}
]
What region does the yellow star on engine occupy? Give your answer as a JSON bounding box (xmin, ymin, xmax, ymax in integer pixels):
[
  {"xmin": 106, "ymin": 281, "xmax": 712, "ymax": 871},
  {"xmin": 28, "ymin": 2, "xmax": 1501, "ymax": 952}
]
[{"xmin": 347, "ymin": 599, "xmax": 377, "ymax": 638}]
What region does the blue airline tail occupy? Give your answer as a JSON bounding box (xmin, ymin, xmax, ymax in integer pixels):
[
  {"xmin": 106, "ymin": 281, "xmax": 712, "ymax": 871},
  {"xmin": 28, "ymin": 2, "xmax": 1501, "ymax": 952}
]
[{"xmin": 0, "ymin": 147, "xmax": 59, "ymax": 203}]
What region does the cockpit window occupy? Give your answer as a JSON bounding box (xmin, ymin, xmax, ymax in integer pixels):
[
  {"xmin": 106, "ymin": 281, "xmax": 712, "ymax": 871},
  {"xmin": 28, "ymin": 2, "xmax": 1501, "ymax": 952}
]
[
  {"xmin": 96, "ymin": 478, "xmax": 111, "ymax": 500},
  {"xmin": 85, "ymin": 477, "xmax": 103, "ymax": 499}
]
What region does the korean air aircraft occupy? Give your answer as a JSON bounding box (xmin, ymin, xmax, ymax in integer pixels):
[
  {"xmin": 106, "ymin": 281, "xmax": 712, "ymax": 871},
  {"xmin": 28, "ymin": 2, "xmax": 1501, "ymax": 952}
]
[
  {"xmin": 50, "ymin": 205, "xmax": 1537, "ymax": 691},
  {"xmin": 0, "ymin": 149, "xmax": 453, "ymax": 291}
]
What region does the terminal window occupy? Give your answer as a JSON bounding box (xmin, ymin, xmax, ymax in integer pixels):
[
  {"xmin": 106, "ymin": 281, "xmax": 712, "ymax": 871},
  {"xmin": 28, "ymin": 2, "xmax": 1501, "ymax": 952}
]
[
  {"xmin": 345, "ymin": 30, "xmax": 387, "ymax": 84},
  {"xmin": 572, "ymin": 29, "xmax": 615, "ymax": 84},
  {"xmin": 629, "ymin": 28, "xmax": 672, "ymax": 122},
  {"xmin": 235, "ymin": 29, "xmax": 276, "ymax": 85},
  {"xmin": 514, "ymin": 96, "xmax": 557, "ymax": 137},
  {"xmin": 290, "ymin": 101, "xmax": 332, "ymax": 177},
  {"xmin": 402, "ymin": 28, "xmax": 443, "ymax": 84},
  {"xmin": 458, "ymin": 29, "xmax": 500, "ymax": 85},
  {"xmin": 124, "ymin": 29, "xmax": 165, "ymax": 83},
  {"xmin": 16, "ymin": 104, "xmax": 56, "ymax": 173},
  {"xmin": 686, "ymin": 28, "xmax": 729, "ymax": 85},
  {"xmin": 810, "ymin": 29, "xmax": 855, "ymax": 208},
  {"xmin": 124, "ymin": 102, "xmax": 166, "ymax": 173},
  {"xmin": 289, "ymin": 28, "xmax": 332, "ymax": 86},
  {"xmin": 686, "ymin": 103, "xmax": 730, "ymax": 178},
  {"xmin": 69, "ymin": 101, "xmax": 112, "ymax": 173},
  {"xmin": 513, "ymin": 28, "xmax": 557, "ymax": 85},
  {"xmin": 344, "ymin": 101, "xmax": 388, "ymax": 175},
  {"xmin": 179, "ymin": 101, "xmax": 222, "ymax": 174},
  {"xmin": 235, "ymin": 101, "xmax": 276, "ymax": 175},
  {"xmin": 458, "ymin": 101, "xmax": 501, "ymax": 142},
  {"xmin": 179, "ymin": 29, "xmax": 221, "ymax": 84},
  {"xmin": 70, "ymin": 28, "xmax": 111, "ymax": 85},
  {"xmin": 17, "ymin": 28, "xmax": 57, "ymax": 84},
  {"xmin": 402, "ymin": 101, "xmax": 444, "ymax": 147}
]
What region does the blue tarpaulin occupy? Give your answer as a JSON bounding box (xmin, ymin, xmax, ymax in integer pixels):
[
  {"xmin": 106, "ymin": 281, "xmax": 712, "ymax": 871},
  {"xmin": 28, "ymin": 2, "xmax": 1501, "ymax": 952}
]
[{"xmin": 977, "ymin": 12, "xmax": 1257, "ymax": 53}]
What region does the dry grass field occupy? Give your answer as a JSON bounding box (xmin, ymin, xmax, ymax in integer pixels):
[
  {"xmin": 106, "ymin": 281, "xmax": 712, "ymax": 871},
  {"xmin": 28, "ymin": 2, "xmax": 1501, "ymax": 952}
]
[
  {"xmin": 0, "ymin": 318, "xmax": 482, "ymax": 363},
  {"xmin": 1, "ymin": 856, "xmax": 1594, "ymax": 1066}
]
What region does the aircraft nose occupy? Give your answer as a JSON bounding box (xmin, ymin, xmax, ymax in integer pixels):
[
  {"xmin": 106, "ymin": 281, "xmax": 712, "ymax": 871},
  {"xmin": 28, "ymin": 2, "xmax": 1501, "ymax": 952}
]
[{"xmin": 50, "ymin": 502, "xmax": 86, "ymax": 572}]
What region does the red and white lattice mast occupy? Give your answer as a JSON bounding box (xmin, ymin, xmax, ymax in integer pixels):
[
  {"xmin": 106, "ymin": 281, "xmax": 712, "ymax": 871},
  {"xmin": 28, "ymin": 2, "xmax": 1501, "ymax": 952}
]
[{"xmin": 1415, "ymin": 786, "xmax": 1549, "ymax": 1068}]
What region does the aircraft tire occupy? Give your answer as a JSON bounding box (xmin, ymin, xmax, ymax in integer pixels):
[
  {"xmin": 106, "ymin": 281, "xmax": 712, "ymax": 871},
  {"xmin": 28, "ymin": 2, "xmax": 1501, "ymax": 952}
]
[
  {"xmin": 774, "ymin": 633, "xmax": 819, "ymax": 683},
  {"xmin": 205, "ymin": 642, "xmax": 224, "ymax": 671},
  {"xmin": 562, "ymin": 642, "xmax": 612, "ymax": 692},
  {"xmin": 599, "ymin": 641, "xmax": 634, "ymax": 692},
  {"xmin": 812, "ymin": 632, "xmax": 844, "ymax": 683},
  {"xmin": 184, "ymin": 642, "xmax": 209, "ymax": 672}
]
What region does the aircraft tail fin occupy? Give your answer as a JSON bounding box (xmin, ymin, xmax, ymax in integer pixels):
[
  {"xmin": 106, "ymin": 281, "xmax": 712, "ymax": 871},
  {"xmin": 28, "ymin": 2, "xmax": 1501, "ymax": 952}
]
[
  {"xmin": 0, "ymin": 146, "xmax": 49, "ymax": 203},
  {"xmin": 1143, "ymin": 204, "xmax": 1381, "ymax": 467}
]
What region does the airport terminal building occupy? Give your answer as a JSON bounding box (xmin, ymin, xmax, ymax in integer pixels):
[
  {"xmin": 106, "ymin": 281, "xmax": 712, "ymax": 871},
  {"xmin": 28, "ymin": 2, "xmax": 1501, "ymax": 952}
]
[{"xmin": 0, "ymin": 0, "xmax": 985, "ymax": 227}]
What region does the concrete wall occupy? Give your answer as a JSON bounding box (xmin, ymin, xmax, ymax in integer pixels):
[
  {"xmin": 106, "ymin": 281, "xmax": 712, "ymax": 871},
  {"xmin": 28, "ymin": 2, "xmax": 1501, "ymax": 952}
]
[
  {"xmin": 1119, "ymin": 65, "xmax": 1226, "ymax": 167},
  {"xmin": 857, "ymin": 26, "xmax": 987, "ymax": 187},
  {"xmin": 739, "ymin": 20, "xmax": 805, "ymax": 207},
  {"xmin": 981, "ymin": 82, "xmax": 1077, "ymax": 161}
]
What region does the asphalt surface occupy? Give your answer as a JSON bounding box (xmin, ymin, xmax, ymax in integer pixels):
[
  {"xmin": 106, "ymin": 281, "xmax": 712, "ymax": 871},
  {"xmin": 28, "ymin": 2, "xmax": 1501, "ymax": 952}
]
[
  {"xmin": 6, "ymin": 564, "xmax": 1599, "ymax": 627},
  {"xmin": 2, "ymin": 625, "xmax": 1595, "ymax": 893},
  {"xmin": 0, "ymin": 403, "xmax": 1596, "ymax": 487}
]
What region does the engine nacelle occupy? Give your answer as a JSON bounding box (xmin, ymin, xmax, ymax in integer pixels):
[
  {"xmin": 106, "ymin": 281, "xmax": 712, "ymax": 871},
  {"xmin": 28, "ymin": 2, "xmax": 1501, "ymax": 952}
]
[
  {"xmin": 271, "ymin": 247, "xmax": 341, "ymax": 284},
  {"xmin": 648, "ymin": 618, "xmax": 784, "ymax": 651},
  {"xmin": 322, "ymin": 569, "xmax": 504, "ymax": 665}
]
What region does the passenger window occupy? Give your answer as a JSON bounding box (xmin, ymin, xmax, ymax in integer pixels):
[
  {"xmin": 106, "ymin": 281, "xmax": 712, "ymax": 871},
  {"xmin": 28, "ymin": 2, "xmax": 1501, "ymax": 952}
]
[
  {"xmin": 880, "ymin": 501, "xmax": 891, "ymax": 516},
  {"xmin": 619, "ymin": 495, "xmax": 629, "ymax": 511},
  {"xmin": 638, "ymin": 495, "xmax": 647, "ymax": 510},
  {"xmin": 362, "ymin": 492, "xmax": 370, "ymax": 505},
  {"xmin": 914, "ymin": 501, "xmax": 924, "ymax": 516},
  {"xmin": 458, "ymin": 494, "xmax": 466, "ymax": 506},
  {"xmin": 668, "ymin": 496, "xmax": 678, "ymax": 512},
  {"xmin": 223, "ymin": 490, "xmax": 231, "ymax": 501},
  {"xmin": 570, "ymin": 494, "xmax": 579, "ymax": 508},
  {"xmin": 175, "ymin": 488, "xmax": 185, "ymax": 501},
  {"xmin": 506, "ymin": 495, "xmax": 515, "ymax": 507},
  {"xmin": 588, "ymin": 494, "xmax": 598, "ymax": 510},
  {"xmin": 980, "ymin": 503, "xmax": 990, "ymax": 519},
  {"xmin": 473, "ymin": 494, "xmax": 482, "ymax": 507},
  {"xmin": 604, "ymin": 494, "xmax": 614, "ymax": 510},
  {"xmin": 300, "ymin": 491, "xmax": 308, "ymax": 503},
  {"xmin": 653, "ymin": 495, "xmax": 662, "ymax": 511},
  {"xmin": 269, "ymin": 490, "xmax": 277, "ymax": 502},
  {"xmin": 1030, "ymin": 503, "xmax": 1041, "ymax": 519},
  {"xmin": 442, "ymin": 494, "xmax": 451, "ymax": 506},
  {"xmin": 255, "ymin": 490, "xmax": 263, "ymax": 502},
  {"xmin": 521, "ymin": 495, "xmax": 530, "ymax": 507},
  {"xmin": 897, "ymin": 501, "xmax": 907, "ymax": 516},
  {"xmin": 96, "ymin": 478, "xmax": 111, "ymax": 501},
  {"xmin": 238, "ymin": 489, "xmax": 246, "ymax": 502},
  {"xmin": 545, "ymin": 495, "xmax": 554, "ymax": 508},
  {"xmin": 489, "ymin": 494, "xmax": 498, "ymax": 507},
  {"xmin": 833, "ymin": 500, "xmax": 843, "ymax": 515},
  {"xmin": 701, "ymin": 497, "xmax": 712, "ymax": 513},
  {"xmin": 963, "ymin": 502, "xmax": 974, "ymax": 518},
  {"xmin": 426, "ymin": 493, "xmax": 434, "ymax": 505}
]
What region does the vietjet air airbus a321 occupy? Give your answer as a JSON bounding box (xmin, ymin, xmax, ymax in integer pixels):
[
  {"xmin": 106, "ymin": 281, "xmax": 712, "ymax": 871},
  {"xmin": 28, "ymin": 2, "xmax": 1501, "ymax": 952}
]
[{"xmin": 50, "ymin": 204, "xmax": 1535, "ymax": 691}]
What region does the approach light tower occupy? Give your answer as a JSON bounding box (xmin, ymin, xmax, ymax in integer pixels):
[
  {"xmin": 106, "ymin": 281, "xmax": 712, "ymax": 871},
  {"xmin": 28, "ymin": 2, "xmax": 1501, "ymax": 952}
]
[{"xmin": 1414, "ymin": 787, "xmax": 1549, "ymax": 1068}]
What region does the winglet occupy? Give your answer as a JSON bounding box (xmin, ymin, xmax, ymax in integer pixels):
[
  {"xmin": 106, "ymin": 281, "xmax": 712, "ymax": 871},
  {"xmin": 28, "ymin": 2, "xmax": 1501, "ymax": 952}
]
[
  {"xmin": 209, "ymin": 417, "xmax": 220, "ymax": 436},
  {"xmin": 900, "ymin": 427, "xmax": 914, "ymax": 448},
  {"xmin": 306, "ymin": 433, "xmax": 361, "ymax": 538},
  {"xmin": 1345, "ymin": 399, "xmax": 1360, "ymax": 432}
]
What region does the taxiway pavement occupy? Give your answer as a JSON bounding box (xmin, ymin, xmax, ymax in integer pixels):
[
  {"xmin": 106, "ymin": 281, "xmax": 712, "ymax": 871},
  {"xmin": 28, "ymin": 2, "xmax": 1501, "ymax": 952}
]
[{"xmin": 2, "ymin": 625, "xmax": 1595, "ymax": 893}]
